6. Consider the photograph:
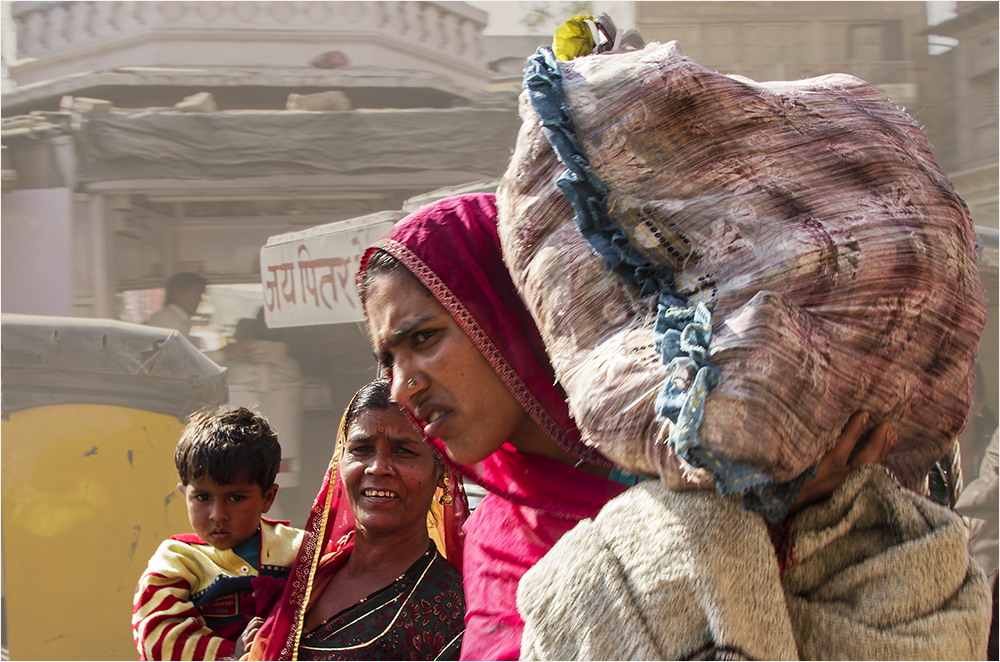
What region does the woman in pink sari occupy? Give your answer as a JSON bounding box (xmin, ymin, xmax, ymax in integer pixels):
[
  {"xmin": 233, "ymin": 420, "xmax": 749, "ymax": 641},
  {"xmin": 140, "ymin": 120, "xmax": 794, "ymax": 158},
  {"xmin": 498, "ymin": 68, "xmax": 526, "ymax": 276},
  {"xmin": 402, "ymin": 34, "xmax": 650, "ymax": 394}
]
[
  {"xmin": 359, "ymin": 193, "xmax": 628, "ymax": 660},
  {"xmin": 357, "ymin": 192, "xmax": 892, "ymax": 660}
]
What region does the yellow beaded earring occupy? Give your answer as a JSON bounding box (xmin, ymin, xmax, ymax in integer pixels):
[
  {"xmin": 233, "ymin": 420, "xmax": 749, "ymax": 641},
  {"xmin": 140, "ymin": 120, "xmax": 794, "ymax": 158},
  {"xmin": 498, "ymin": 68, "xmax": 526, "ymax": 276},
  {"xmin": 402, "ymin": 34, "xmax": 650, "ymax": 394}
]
[{"xmin": 439, "ymin": 469, "xmax": 453, "ymax": 506}]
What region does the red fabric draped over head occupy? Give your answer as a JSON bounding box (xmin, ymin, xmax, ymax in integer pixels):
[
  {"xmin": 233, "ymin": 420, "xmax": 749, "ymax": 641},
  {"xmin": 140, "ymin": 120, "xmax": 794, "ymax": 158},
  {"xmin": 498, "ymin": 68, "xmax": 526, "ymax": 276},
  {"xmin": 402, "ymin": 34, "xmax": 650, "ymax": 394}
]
[{"xmin": 358, "ymin": 192, "xmax": 619, "ymax": 517}]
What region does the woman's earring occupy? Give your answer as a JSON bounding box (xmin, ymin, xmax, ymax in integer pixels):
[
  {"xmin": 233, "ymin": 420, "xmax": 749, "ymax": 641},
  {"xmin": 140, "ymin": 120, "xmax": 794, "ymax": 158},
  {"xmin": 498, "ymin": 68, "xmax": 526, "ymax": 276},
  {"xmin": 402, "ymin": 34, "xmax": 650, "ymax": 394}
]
[
  {"xmin": 439, "ymin": 470, "xmax": 453, "ymax": 506},
  {"xmin": 407, "ymin": 377, "xmax": 418, "ymax": 389}
]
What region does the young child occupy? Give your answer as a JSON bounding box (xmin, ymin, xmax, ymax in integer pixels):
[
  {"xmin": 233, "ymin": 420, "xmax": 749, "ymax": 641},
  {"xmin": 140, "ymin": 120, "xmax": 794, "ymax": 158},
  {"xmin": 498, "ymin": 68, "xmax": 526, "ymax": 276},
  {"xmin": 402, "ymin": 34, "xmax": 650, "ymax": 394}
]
[{"xmin": 132, "ymin": 407, "xmax": 304, "ymax": 661}]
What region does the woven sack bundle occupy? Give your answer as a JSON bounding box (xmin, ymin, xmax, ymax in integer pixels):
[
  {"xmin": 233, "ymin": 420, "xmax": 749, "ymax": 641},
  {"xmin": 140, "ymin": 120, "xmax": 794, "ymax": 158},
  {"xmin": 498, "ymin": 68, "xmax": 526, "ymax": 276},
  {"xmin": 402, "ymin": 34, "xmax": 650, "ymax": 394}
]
[{"xmin": 496, "ymin": 42, "xmax": 986, "ymax": 514}]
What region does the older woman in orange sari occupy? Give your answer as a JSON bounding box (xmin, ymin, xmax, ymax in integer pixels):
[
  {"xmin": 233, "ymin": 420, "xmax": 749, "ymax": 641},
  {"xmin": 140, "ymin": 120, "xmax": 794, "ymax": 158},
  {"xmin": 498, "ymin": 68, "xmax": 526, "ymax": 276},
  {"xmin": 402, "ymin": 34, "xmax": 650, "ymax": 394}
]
[{"xmin": 245, "ymin": 379, "xmax": 467, "ymax": 661}]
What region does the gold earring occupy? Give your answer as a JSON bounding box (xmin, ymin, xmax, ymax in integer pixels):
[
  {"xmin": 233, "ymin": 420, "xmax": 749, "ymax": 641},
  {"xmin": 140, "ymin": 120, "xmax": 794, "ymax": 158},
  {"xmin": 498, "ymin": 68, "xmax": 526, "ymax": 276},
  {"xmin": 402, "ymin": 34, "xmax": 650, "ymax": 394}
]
[
  {"xmin": 439, "ymin": 470, "xmax": 453, "ymax": 506},
  {"xmin": 407, "ymin": 377, "xmax": 417, "ymax": 389}
]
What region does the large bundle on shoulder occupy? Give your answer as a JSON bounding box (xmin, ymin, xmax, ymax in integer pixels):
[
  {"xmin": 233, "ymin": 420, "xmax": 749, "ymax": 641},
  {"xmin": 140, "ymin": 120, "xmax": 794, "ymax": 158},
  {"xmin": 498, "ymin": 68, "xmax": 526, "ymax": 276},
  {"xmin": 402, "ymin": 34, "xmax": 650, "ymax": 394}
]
[{"xmin": 496, "ymin": 41, "xmax": 986, "ymax": 519}]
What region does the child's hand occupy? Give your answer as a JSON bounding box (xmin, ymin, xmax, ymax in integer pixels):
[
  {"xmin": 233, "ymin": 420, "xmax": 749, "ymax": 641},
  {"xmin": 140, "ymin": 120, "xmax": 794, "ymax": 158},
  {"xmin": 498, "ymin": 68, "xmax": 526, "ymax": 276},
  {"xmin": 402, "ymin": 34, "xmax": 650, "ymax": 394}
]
[
  {"xmin": 233, "ymin": 617, "xmax": 264, "ymax": 660},
  {"xmin": 791, "ymin": 411, "xmax": 896, "ymax": 512}
]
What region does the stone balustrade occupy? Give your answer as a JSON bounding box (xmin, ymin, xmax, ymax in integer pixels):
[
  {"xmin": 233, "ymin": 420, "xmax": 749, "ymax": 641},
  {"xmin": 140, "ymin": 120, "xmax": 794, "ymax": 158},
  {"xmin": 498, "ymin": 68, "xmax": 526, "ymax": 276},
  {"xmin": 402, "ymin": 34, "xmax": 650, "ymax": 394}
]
[{"xmin": 13, "ymin": 1, "xmax": 487, "ymax": 66}]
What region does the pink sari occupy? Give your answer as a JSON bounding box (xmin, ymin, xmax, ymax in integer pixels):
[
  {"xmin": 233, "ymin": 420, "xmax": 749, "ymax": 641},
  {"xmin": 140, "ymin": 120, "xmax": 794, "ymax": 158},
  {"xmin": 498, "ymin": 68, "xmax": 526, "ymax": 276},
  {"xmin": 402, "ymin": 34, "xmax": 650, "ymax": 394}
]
[{"xmin": 359, "ymin": 193, "xmax": 629, "ymax": 660}]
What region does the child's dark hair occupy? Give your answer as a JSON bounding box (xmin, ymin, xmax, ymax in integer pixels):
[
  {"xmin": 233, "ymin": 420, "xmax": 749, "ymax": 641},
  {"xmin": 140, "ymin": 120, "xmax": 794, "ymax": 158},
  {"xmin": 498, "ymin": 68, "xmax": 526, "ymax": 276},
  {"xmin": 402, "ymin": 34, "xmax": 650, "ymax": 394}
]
[{"xmin": 175, "ymin": 406, "xmax": 281, "ymax": 493}]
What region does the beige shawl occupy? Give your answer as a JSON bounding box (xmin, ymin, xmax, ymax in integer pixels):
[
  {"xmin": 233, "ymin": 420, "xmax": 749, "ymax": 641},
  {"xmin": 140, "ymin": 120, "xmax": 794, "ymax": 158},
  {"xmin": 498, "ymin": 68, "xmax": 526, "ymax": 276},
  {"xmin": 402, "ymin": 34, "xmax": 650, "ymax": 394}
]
[{"xmin": 517, "ymin": 466, "xmax": 991, "ymax": 660}]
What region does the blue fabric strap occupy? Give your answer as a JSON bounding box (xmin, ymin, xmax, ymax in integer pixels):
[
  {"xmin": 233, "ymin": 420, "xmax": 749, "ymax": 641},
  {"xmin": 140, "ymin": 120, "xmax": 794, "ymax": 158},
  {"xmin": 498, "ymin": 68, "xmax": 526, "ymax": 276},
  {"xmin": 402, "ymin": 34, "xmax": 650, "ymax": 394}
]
[{"xmin": 523, "ymin": 47, "xmax": 811, "ymax": 522}]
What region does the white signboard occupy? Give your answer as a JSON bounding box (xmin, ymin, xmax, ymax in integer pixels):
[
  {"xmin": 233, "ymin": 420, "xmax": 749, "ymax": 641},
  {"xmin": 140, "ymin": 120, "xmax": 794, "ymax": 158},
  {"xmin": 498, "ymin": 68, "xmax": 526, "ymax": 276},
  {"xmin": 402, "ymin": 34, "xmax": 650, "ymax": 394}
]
[{"xmin": 260, "ymin": 211, "xmax": 400, "ymax": 327}]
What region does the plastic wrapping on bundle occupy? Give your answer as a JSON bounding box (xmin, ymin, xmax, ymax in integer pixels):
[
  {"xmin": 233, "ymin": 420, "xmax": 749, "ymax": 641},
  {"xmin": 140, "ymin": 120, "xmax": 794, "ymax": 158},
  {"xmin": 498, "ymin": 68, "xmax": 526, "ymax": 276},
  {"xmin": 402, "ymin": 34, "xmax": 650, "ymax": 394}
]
[{"xmin": 496, "ymin": 41, "xmax": 987, "ymax": 520}]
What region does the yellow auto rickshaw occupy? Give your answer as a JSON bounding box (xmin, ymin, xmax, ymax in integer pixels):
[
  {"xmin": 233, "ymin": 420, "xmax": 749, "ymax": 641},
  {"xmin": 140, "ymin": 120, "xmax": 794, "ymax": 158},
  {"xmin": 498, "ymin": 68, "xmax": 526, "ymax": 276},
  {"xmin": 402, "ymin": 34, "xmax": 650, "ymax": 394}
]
[{"xmin": 2, "ymin": 314, "xmax": 227, "ymax": 660}]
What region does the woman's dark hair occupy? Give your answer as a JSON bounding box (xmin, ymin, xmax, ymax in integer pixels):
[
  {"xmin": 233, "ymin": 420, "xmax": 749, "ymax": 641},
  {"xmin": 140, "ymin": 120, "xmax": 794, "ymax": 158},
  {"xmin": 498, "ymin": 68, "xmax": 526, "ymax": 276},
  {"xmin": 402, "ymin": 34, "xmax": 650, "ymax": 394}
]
[
  {"xmin": 175, "ymin": 406, "xmax": 281, "ymax": 493},
  {"xmin": 358, "ymin": 249, "xmax": 406, "ymax": 304},
  {"xmin": 345, "ymin": 378, "xmax": 394, "ymax": 430}
]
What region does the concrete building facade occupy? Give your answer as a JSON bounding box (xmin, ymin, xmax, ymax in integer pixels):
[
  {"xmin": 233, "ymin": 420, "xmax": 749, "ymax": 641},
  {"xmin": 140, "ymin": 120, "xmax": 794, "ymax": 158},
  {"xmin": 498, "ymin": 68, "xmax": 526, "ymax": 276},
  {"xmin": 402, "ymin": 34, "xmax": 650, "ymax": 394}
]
[
  {"xmin": 924, "ymin": 1, "xmax": 998, "ymax": 231},
  {"xmin": 1, "ymin": 0, "xmax": 523, "ymax": 564},
  {"xmin": 3, "ymin": 0, "xmax": 517, "ymax": 320}
]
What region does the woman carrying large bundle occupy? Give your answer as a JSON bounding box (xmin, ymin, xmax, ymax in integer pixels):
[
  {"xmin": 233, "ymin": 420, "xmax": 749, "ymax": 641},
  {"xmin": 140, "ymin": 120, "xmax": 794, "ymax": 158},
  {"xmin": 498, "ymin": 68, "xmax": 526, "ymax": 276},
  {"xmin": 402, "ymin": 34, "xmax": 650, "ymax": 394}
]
[
  {"xmin": 356, "ymin": 19, "xmax": 990, "ymax": 659},
  {"xmin": 357, "ymin": 190, "xmax": 988, "ymax": 660}
]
